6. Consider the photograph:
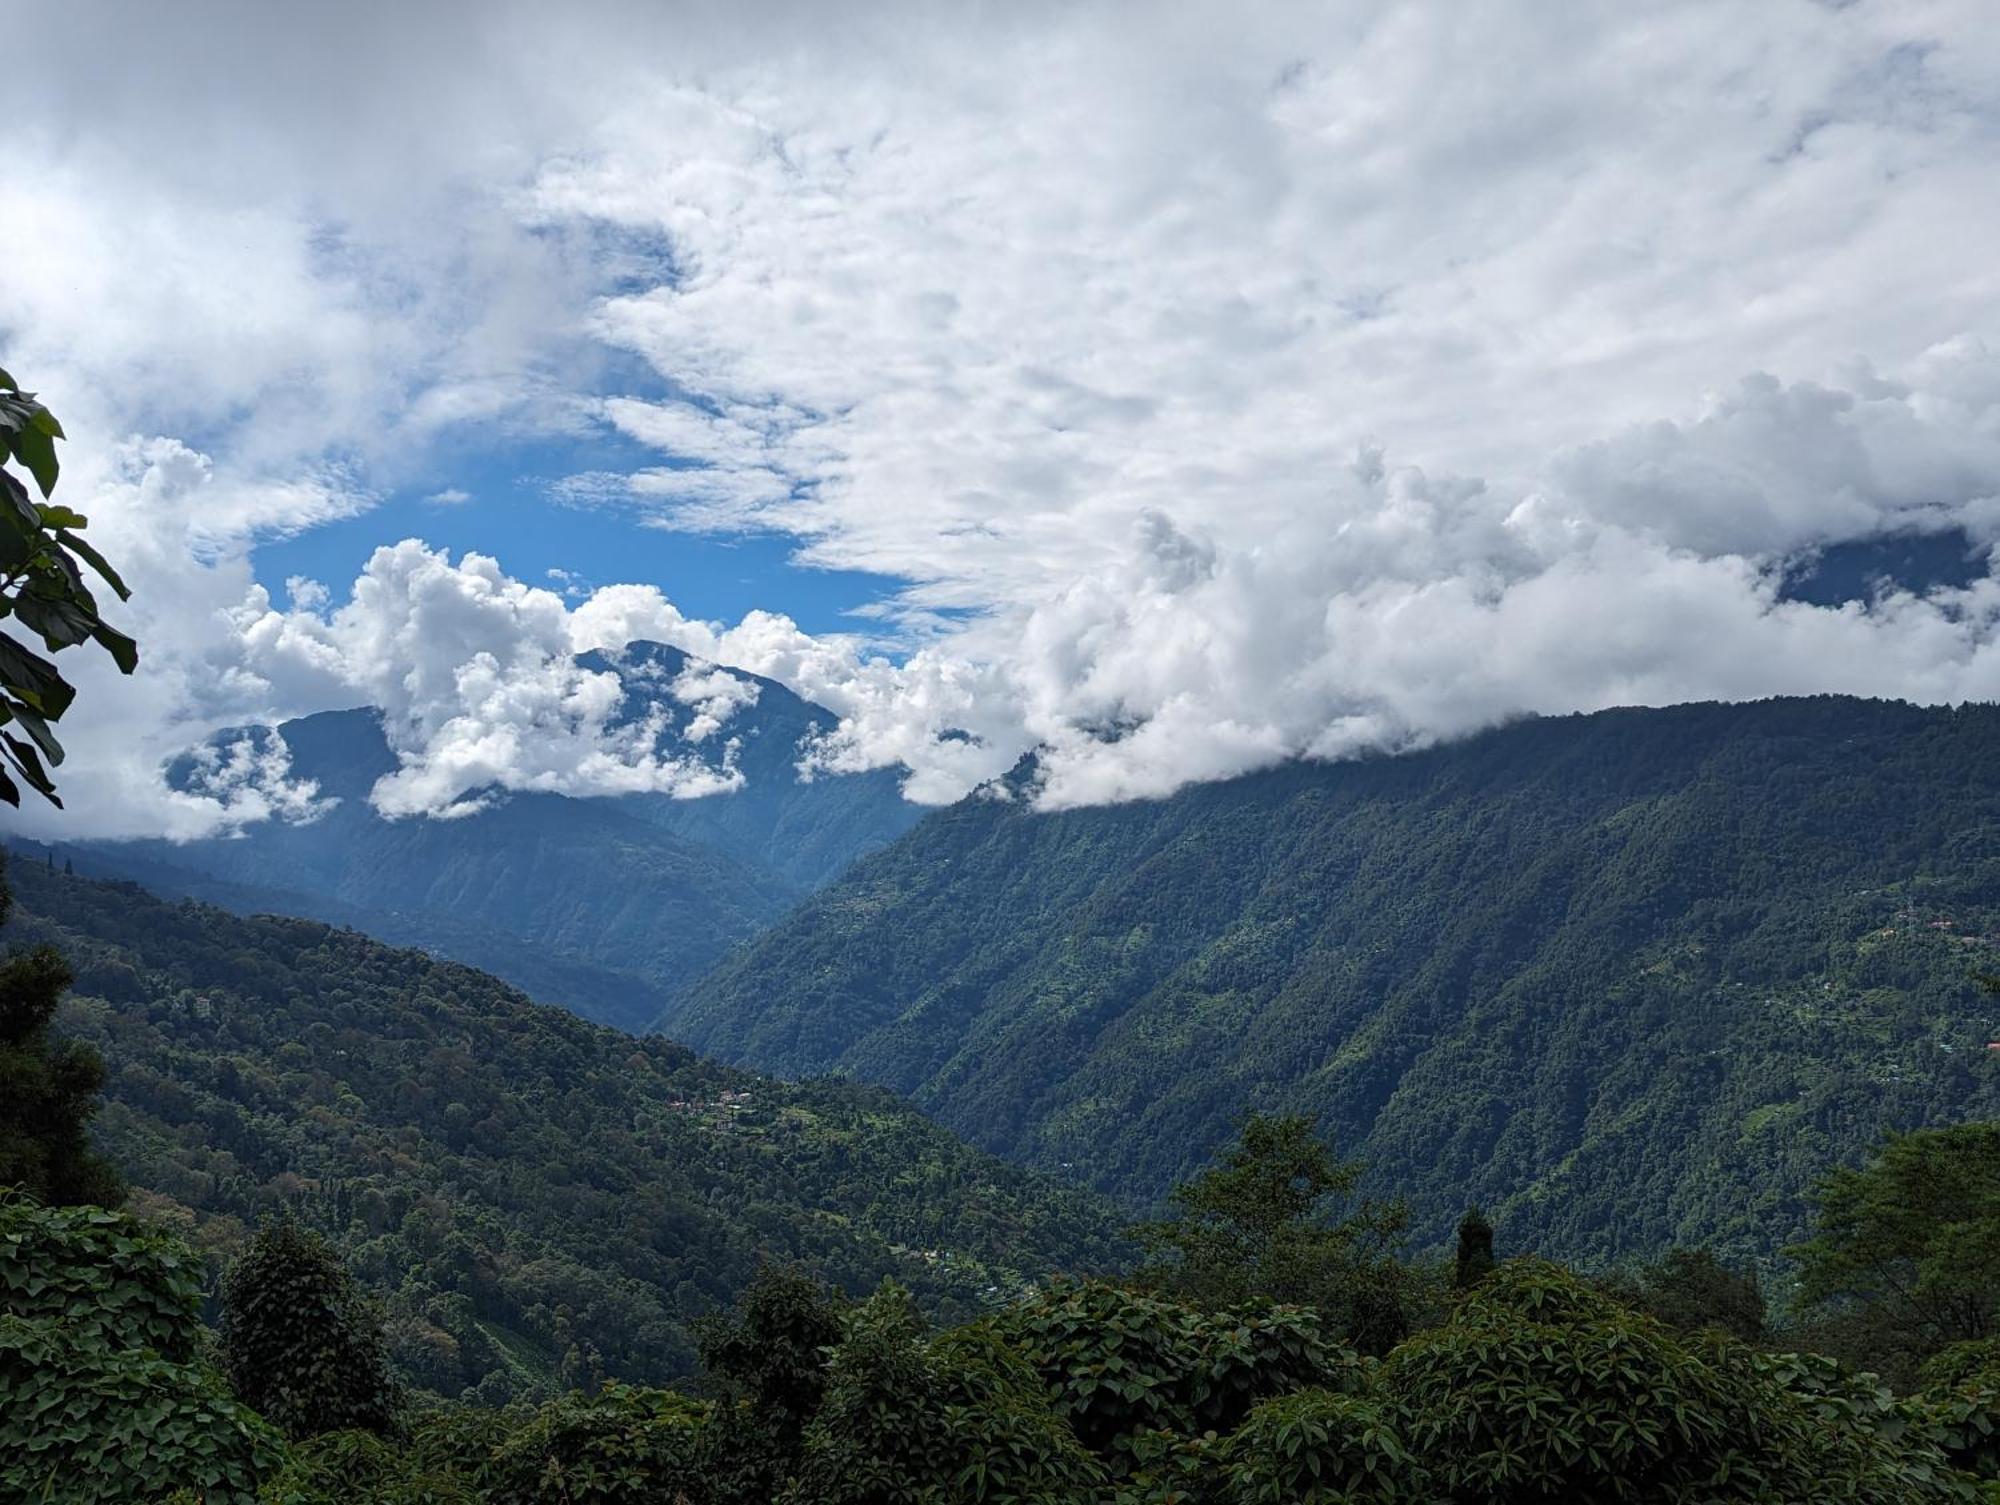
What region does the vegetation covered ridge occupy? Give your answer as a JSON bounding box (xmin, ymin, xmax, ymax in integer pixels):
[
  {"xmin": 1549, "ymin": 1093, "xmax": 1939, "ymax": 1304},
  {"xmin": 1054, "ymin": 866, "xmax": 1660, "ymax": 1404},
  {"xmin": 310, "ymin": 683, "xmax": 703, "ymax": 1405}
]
[
  {"xmin": 668, "ymin": 693, "xmax": 2000, "ymax": 1268},
  {"xmin": 5, "ymin": 1108, "xmax": 1999, "ymax": 1503},
  {"xmin": 0, "ymin": 854, "xmax": 1126, "ymax": 1401}
]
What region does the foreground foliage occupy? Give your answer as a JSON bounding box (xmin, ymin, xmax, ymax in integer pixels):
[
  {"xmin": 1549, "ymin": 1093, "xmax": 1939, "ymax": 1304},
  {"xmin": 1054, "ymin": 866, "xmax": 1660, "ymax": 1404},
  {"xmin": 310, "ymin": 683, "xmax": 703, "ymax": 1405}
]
[
  {"xmin": 8, "ymin": 1097, "xmax": 2000, "ymax": 1500},
  {"xmin": 0, "ymin": 367, "xmax": 137, "ymax": 809},
  {"xmin": 221, "ymin": 1220, "xmax": 403, "ymax": 1440},
  {"xmin": 0, "ymin": 1199, "xmax": 284, "ymax": 1503},
  {"xmin": 1790, "ymin": 1121, "xmax": 2000, "ymax": 1386},
  {"xmin": 0, "ymin": 858, "xmax": 122, "ymax": 1206},
  {"xmin": 63, "ymin": 1256, "xmax": 1993, "ymax": 1505}
]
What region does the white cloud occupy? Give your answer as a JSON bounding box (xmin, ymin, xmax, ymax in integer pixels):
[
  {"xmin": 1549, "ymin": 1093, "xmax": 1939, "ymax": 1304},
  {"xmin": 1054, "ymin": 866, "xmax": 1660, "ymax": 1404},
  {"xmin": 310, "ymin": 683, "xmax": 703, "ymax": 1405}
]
[
  {"xmin": 669, "ymin": 663, "xmax": 761, "ymax": 743},
  {"xmin": 5, "ymin": 1, "xmax": 2000, "ymax": 834},
  {"xmin": 425, "ymin": 488, "xmax": 473, "ymax": 507},
  {"xmin": 227, "ymin": 541, "xmax": 748, "ymax": 817}
]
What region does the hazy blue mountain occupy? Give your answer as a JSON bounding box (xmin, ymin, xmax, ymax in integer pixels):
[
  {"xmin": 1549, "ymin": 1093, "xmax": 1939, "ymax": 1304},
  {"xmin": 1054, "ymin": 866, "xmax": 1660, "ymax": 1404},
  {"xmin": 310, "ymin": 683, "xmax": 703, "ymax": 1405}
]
[
  {"xmin": 1778, "ymin": 525, "xmax": 1988, "ymax": 608},
  {"xmin": 665, "ymin": 695, "xmax": 2000, "ymax": 1269},
  {"xmin": 76, "ymin": 641, "xmax": 920, "ymax": 1032},
  {"xmin": 583, "ymin": 642, "xmax": 922, "ymax": 888}
]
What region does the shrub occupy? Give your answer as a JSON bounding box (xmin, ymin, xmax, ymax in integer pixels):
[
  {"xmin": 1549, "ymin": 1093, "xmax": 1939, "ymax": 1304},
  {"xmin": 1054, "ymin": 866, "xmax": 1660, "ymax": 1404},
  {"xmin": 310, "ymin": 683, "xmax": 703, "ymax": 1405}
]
[
  {"xmin": 1217, "ymin": 1388, "xmax": 1428, "ymax": 1505},
  {"xmin": 784, "ymin": 1282, "xmax": 1104, "ymax": 1505},
  {"xmin": 482, "ymin": 1384, "xmax": 712, "ymax": 1505},
  {"xmin": 0, "ymin": 1194, "xmax": 202, "ymax": 1357},
  {"xmin": 1913, "ymin": 1344, "xmax": 2000, "ymax": 1483},
  {"xmin": 1384, "ymin": 1260, "xmax": 1974, "ymax": 1504},
  {"xmin": 992, "ymin": 1279, "xmax": 1360, "ymax": 1472},
  {"xmin": 695, "ymin": 1262, "xmax": 846, "ymax": 1501},
  {"xmin": 0, "ymin": 1199, "xmax": 285, "ymax": 1502},
  {"xmin": 2, "ymin": 1313, "xmax": 287, "ymax": 1503},
  {"xmin": 221, "ymin": 1219, "xmax": 403, "ymax": 1440},
  {"xmin": 257, "ymin": 1426, "xmax": 474, "ymax": 1504}
]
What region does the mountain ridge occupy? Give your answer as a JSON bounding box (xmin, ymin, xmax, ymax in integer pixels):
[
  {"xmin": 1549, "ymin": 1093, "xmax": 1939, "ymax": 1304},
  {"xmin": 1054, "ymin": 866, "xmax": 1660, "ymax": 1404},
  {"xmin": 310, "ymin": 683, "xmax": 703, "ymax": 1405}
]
[
  {"xmin": 664, "ymin": 694, "xmax": 2000, "ymax": 1270},
  {"xmin": 0, "ymin": 855, "xmax": 1123, "ymax": 1400},
  {"xmin": 74, "ymin": 640, "xmax": 922, "ymax": 1031}
]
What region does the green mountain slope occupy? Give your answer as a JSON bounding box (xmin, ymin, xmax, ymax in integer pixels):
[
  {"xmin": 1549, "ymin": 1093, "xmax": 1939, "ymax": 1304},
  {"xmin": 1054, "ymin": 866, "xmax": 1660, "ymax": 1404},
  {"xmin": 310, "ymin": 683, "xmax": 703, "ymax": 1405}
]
[
  {"xmin": 665, "ymin": 696, "xmax": 2000, "ymax": 1270},
  {"xmin": 78, "ymin": 641, "xmax": 920, "ymax": 1032},
  {"xmin": 0, "ymin": 858, "xmax": 1122, "ymax": 1402}
]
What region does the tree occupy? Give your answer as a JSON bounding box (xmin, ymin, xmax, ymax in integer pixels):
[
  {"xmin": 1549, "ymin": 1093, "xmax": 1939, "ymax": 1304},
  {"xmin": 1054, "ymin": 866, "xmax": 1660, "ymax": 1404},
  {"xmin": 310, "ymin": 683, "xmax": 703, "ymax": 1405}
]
[
  {"xmin": 1626, "ymin": 1246, "xmax": 1766, "ymax": 1344},
  {"xmin": 0, "ymin": 856, "xmax": 121, "ymax": 1205},
  {"xmin": 697, "ymin": 1262, "xmax": 844, "ymax": 1436},
  {"xmin": 0, "ymin": 369, "xmax": 137, "ymax": 809},
  {"xmin": 219, "ymin": 1219, "xmax": 402, "ymax": 1440},
  {"xmin": 1791, "ymin": 1123, "xmax": 2000, "ymax": 1379},
  {"xmin": 1132, "ymin": 1113, "xmax": 1416, "ymax": 1351},
  {"xmin": 0, "ymin": 371, "xmax": 136, "ymax": 1204},
  {"xmin": 1453, "ymin": 1207, "xmax": 1496, "ymax": 1291}
]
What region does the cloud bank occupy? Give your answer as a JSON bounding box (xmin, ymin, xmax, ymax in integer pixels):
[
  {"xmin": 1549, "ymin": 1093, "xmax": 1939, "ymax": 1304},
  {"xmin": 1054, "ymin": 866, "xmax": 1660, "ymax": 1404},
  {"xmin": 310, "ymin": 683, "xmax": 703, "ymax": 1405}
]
[{"xmin": 4, "ymin": 2, "xmax": 1999, "ymax": 833}]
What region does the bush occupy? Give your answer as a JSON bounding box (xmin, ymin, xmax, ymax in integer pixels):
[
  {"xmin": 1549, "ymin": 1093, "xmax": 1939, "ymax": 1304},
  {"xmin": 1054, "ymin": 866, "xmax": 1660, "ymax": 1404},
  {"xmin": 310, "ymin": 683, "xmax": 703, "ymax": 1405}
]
[
  {"xmin": 0, "ymin": 1194, "xmax": 202, "ymax": 1357},
  {"xmin": 992, "ymin": 1279, "xmax": 1360, "ymax": 1472},
  {"xmin": 1216, "ymin": 1388, "xmax": 1428, "ymax": 1505},
  {"xmin": 0, "ymin": 1199, "xmax": 286, "ymax": 1502},
  {"xmin": 784, "ymin": 1282, "xmax": 1104, "ymax": 1505},
  {"xmin": 221, "ymin": 1219, "xmax": 402, "ymax": 1440},
  {"xmin": 1384, "ymin": 1260, "xmax": 1973, "ymax": 1504},
  {"xmin": 1914, "ymin": 1343, "xmax": 2000, "ymax": 1483},
  {"xmin": 257, "ymin": 1426, "xmax": 474, "ymax": 1504},
  {"xmin": 483, "ymin": 1384, "xmax": 712, "ymax": 1505}
]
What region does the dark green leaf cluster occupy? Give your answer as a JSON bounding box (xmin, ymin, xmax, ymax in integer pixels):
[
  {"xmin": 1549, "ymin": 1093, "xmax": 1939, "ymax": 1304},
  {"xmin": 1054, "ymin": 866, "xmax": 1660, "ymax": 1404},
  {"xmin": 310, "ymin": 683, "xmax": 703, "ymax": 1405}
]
[
  {"xmin": 1130, "ymin": 1112, "xmax": 1423, "ymax": 1353},
  {"xmin": 783, "ymin": 1282, "xmax": 1107, "ymax": 1505},
  {"xmin": 0, "ymin": 1199, "xmax": 285, "ymax": 1503},
  {"xmin": 17, "ymin": 1116, "xmax": 2000, "ymax": 1502},
  {"xmin": 221, "ymin": 1219, "xmax": 404, "ymax": 1440},
  {"xmin": 0, "ymin": 862, "xmax": 122, "ymax": 1205},
  {"xmin": 1789, "ymin": 1122, "xmax": 2000, "ymax": 1385},
  {"xmin": 1214, "ymin": 1387, "xmax": 1428, "ymax": 1504},
  {"xmin": 987, "ymin": 1279, "xmax": 1361, "ymax": 1473},
  {"xmin": 0, "ymin": 370, "xmax": 135, "ymax": 808},
  {"xmin": 234, "ymin": 1266, "xmax": 2000, "ymax": 1505},
  {"xmin": 1910, "ymin": 1341, "xmax": 2000, "ymax": 1484},
  {"xmin": 1380, "ymin": 1260, "xmax": 1977, "ymax": 1503},
  {"xmin": 1605, "ymin": 1246, "xmax": 1767, "ymax": 1344}
]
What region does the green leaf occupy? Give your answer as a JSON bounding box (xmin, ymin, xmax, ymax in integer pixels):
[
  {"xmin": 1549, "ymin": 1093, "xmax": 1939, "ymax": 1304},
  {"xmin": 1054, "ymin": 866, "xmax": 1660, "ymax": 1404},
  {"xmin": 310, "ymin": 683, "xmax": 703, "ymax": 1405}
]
[
  {"xmin": 11, "ymin": 423, "xmax": 58, "ymax": 499},
  {"xmin": 91, "ymin": 620, "xmax": 139, "ymax": 674},
  {"xmin": 58, "ymin": 531, "xmax": 130, "ymax": 601},
  {"xmin": 0, "ymin": 630, "xmax": 75, "ymax": 717},
  {"xmin": 7, "ymin": 703, "xmax": 64, "ymax": 766}
]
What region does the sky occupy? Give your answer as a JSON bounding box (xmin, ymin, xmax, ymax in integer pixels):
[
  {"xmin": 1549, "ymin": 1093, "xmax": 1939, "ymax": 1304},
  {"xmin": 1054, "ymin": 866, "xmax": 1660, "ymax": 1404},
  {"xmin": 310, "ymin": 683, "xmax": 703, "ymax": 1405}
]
[{"xmin": 5, "ymin": 0, "xmax": 2000, "ymax": 838}]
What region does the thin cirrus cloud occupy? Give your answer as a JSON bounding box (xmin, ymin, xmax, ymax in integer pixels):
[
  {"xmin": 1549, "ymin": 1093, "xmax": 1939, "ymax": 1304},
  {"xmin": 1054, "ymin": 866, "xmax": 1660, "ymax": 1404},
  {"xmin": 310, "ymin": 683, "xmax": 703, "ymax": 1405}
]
[{"xmin": 3, "ymin": 1, "xmax": 1999, "ymax": 836}]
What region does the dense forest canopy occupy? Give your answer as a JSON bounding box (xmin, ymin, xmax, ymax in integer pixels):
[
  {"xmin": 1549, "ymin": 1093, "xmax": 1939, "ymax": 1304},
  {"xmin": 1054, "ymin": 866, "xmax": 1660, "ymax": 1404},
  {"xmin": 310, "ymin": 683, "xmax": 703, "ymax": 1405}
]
[
  {"xmin": 670, "ymin": 695, "xmax": 2000, "ymax": 1270},
  {"xmin": 0, "ymin": 856, "xmax": 1123, "ymax": 1400},
  {"xmin": 7, "ymin": 1111, "xmax": 2000, "ymax": 1503}
]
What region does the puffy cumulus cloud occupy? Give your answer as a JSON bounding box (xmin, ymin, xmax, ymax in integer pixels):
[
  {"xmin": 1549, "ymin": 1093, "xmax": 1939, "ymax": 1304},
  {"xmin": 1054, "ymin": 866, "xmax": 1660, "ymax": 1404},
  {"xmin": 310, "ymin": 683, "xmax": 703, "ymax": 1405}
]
[
  {"xmin": 668, "ymin": 665, "xmax": 760, "ymax": 743},
  {"xmin": 228, "ymin": 542, "xmax": 747, "ymax": 817},
  {"xmin": 187, "ymin": 344, "xmax": 2000, "ymax": 820},
  {"xmin": 165, "ymin": 729, "xmax": 335, "ymax": 829},
  {"xmin": 8, "ymin": 1, "xmax": 2000, "ymax": 833},
  {"xmin": 531, "ymin": 1, "xmax": 2000, "ymax": 575},
  {"xmin": 0, "ymin": 432, "xmax": 375, "ymax": 842}
]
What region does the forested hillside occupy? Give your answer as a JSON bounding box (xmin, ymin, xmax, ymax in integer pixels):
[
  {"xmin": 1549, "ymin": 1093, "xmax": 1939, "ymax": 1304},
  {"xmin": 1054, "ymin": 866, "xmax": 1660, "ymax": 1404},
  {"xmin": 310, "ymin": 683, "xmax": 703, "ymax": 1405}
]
[
  {"xmin": 668, "ymin": 696, "xmax": 2000, "ymax": 1271},
  {"xmin": 0, "ymin": 858, "xmax": 1121, "ymax": 1401},
  {"xmin": 74, "ymin": 641, "xmax": 920, "ymax": 1032}
]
